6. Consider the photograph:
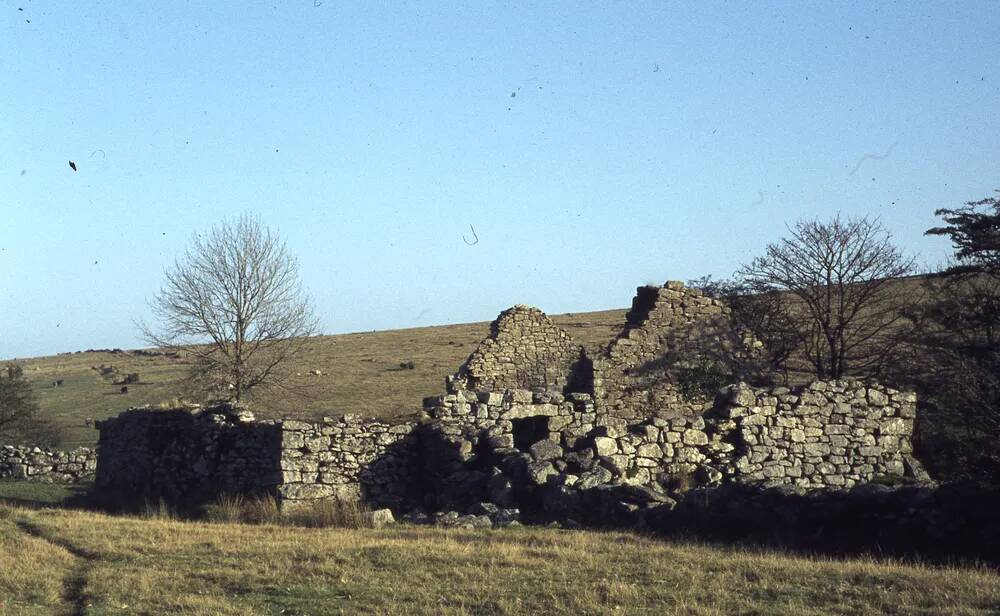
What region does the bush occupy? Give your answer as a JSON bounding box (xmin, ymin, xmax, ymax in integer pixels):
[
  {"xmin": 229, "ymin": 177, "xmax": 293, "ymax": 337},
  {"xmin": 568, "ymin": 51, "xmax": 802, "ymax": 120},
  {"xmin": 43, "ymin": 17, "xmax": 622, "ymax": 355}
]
[{"xmin": 674, "ymin": 361, "xmax": 730, "ymax": 401}]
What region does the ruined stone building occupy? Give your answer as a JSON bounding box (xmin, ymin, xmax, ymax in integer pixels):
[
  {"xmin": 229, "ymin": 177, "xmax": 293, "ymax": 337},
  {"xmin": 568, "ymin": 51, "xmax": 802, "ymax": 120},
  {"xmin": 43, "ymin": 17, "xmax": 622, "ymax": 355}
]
[{"xmin": 92, "ymin": 281, "xmax": 925, "ymax": 524}]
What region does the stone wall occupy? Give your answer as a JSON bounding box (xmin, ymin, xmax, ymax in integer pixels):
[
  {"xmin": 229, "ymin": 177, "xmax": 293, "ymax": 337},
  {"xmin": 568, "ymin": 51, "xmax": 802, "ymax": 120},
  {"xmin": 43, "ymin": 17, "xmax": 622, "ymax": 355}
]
[
  {"xmin": 278, "ymin": 415, "xmax": 419, "ymax": 509},
  {"xmin": 90, "ymin": 281, "xmax": 926, "ymax": 523},
  {"xmin": 94, "ymin": 405, "xmax": 421, "ymax": 510},
  {"xmin": 450, "ymin": 305, "xmax": 586, "ymax": 394},
  {"xmin": 597, "ymin": 281, "xmax": 751, "ymax": 418},
  {"xmin": 710, "ymin": 380, "xmax": 921, "ymax": 487},
  {"xmin": 0, "ymin": 445, "xmax": 96, "ymax": 483},
  {"xmin": 93, "ymin": 377, "xmax": 922, "ymax": 520},
  {"xmin": 94, "ymin": 405, "xmax": 282, "ymax": 502},
  {"xmin": 421, "ymin": 379, "xmax": 920, "ymax": 509}
]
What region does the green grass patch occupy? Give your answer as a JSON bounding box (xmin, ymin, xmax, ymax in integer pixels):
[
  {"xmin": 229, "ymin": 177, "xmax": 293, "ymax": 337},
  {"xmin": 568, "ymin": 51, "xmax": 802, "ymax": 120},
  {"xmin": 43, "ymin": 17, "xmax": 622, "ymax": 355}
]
[{"xmin": 0, "ymin": 480, "xmax": 90, "ymax": 509}]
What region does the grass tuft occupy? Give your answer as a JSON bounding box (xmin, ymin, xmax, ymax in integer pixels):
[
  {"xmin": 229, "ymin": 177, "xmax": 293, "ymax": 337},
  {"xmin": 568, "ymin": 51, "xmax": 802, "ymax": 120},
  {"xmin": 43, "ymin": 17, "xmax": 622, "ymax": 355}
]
[
  {"xmin": 283, "ymin": 498, "xmax": 371, "ymax": 529},
  {"xmin": 204, "ymin": 493, "xmax": 370, "ymax": 528}
]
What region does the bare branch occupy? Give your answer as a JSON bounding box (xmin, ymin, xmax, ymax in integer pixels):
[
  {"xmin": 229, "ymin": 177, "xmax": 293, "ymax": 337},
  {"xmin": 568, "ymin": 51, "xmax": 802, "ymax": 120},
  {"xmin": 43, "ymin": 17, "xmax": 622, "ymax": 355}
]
[
  {"xmin": 737, "ymin": 214, "xmax": 914, "ymax": 380},
  {"xmin": 140, "ymin": 214, "xmax": 319, "ymax": 403}
]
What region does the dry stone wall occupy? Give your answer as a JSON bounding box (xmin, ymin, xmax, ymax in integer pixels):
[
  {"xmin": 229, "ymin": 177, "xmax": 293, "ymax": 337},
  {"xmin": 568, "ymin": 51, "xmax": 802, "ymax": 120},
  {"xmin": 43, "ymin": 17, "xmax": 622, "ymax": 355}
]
[
  {"xmin": 92, "ymin": 379, "xmax": 922, "ymax": 519},
  {"xmin": 278, "ymin": 415, "xmax": 419, "ymax": 509},
  {"xmin": 710, "ymin": 380, "xmax": 922, "ymax": 487},
  {"xmin": 95, "ymin": 405, "xmax": 283, "ymax": 502},
  {"xmin": 0, "ymin": 445, "xmax": 96, "ymax": 483},
  {"xmin": 422, "ymin": 379, "xmax": 920, "ymax": 506},
  {"xmin": 597, "ymin": 281, "xmax": 751, "ymax": 418},
  {"xmin": 94, "ymin": 405, "xmax": 421, "ymax": 510},
  {"xmin": 450, "ymin": 305, "xmax": 586, "ymax": 394},
  {"xmin": 91, "ymin": 282, "xmax": 926, "ymax": 524}
]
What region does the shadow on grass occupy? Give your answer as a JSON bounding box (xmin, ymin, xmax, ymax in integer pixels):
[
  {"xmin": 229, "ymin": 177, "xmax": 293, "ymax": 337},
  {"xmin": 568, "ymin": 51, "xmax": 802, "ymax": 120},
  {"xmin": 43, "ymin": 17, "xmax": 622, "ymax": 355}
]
[{"xmin": 0, "ymin": 480, "xmax": 92, "ymax": 509}]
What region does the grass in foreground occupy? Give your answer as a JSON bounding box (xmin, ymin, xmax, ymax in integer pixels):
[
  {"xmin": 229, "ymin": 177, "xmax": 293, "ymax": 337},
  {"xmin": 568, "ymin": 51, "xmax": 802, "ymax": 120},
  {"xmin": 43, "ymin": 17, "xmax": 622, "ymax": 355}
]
[{"xmin": 1, "ymin": 504, "xmax": 999, "ymax": 615}]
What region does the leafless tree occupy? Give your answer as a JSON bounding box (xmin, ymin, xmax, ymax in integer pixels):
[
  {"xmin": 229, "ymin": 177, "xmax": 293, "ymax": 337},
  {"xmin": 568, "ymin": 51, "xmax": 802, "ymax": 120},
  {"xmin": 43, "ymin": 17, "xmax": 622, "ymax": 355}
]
[
  {"xmin": 140, "ymin": 215, "xmax": 319, "ymax": 403},
  {"xmin": 689, "ymin": 275, "xmax": 801, "ymax": 384},
  {"xmin": 738, "ymin": 215, "xmax": 915, "ymax": 380}
]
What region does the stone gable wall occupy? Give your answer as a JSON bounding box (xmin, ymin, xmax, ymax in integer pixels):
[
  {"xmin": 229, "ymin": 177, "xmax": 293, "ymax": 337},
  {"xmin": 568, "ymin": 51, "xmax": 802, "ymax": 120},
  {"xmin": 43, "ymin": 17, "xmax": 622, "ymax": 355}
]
[
  {"xmin": 450, "ymin": 305, "xmax": 585, "ymax": 394},
  {"xmin": 0, "ymin": 445, "xmax": 96, "ymax": 483}
]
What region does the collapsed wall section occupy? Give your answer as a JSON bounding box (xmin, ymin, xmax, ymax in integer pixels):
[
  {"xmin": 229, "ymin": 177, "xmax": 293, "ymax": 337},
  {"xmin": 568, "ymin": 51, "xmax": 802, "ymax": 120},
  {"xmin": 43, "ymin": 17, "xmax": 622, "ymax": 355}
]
[
  {"xmin": 0, "ymin": 445, "xmax": 96, "ymax": 483},
  {"xmin": 450, "ymin": 305, "xmax": 587, "ymax": 394},
  {"xmin": 597, "ymin": 281, "xmax": 750, "ymax": 417}
]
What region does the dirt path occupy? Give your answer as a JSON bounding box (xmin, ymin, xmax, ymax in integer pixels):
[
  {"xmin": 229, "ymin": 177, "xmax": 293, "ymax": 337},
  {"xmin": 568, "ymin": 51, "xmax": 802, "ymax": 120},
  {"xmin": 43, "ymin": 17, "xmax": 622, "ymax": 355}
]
[{"xmin": 14, "ymin": 519, "xmax": 96, "ymax": 616}]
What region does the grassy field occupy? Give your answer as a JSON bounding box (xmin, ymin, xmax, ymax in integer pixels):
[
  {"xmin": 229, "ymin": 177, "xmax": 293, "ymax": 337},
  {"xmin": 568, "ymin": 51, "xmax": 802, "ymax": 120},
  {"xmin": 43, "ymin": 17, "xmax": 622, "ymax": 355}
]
[
  {"xmin": 7, "ymin": 309, "xmax": 627, "ymax": 448},
  {"xmin": 1, "ymin": 503, "xmax": 999, "ymax": 615},
  {"xmin": 0, "ymin": 481, "xmax": 89, "ymax": 510}
]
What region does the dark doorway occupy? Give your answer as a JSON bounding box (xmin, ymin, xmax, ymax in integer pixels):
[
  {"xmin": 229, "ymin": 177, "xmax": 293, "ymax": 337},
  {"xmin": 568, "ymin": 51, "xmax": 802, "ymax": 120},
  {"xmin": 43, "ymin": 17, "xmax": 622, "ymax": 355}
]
[{"xmin": 512, "ymin": 416, "xmax": 550, "ymax": 451}]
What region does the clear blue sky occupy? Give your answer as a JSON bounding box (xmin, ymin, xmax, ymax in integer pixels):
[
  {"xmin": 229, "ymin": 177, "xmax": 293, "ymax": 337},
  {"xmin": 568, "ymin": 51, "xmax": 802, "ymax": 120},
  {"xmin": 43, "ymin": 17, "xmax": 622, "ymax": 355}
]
[{"xmin": 2, "ymin": 1, "xmax": 998, "ymax": 359}]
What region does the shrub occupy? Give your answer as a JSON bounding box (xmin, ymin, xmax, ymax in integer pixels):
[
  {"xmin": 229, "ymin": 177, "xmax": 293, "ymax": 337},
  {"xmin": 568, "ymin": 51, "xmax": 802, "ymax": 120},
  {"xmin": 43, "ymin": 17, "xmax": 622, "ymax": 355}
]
[{"xmin": 674, "ymin": 361, "xmax": 730, "ymax": 401}]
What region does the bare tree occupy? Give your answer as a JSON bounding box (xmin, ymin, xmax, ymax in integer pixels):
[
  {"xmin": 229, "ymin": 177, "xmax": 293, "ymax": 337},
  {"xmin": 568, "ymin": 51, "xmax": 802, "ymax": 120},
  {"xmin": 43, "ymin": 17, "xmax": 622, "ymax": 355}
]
[
  {"xmin": 738, "ymin": 215, "xmax": 915, "ymax": 380},
  {"xmin": 141, "ymin": 215, "xmax": 319, "ymax": 403},
  {"xmin": 689, "ymin": 275, "xmax": 801, "ymax": 384},
  {"xmin": 904, "ymin": 273, "xmax": 1000, "ymax": 479}
]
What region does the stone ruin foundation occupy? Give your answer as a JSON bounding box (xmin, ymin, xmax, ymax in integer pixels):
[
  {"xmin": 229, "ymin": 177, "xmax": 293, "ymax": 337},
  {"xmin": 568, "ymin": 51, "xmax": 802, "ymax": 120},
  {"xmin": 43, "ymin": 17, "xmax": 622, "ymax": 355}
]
[{"xmin": 92, "ymin": 281, "xmax": 931, "ymax": 529}]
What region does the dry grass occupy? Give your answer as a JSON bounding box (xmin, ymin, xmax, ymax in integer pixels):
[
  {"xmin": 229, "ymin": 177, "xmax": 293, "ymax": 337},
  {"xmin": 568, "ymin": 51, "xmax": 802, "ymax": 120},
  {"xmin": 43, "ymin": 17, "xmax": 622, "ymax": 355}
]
[
  {"xmin": 282, "ymin": 498, "xmax": 372, "ymax": 529},
  {"xmin": 0, "ymin": 508, "xmax": 75, "ymax": 615},
  {"xmin": 1, "ymin": 503, "xmax": 999, "ymax": 615},
  {"xmin": 203, "ymin": 493, "xmax": 372, "ymax": 529}
]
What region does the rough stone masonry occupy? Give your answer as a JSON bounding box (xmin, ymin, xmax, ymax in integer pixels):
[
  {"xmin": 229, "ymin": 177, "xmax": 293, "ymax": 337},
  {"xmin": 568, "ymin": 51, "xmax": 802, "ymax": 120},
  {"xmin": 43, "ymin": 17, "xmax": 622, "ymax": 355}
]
[
  {"xmin": 0, "ymin": 445, "xmax": 96, "ymax": 483},
  {"xmin": 92, "ymin": 280, "xmax": 927, "ymax": 523}
]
